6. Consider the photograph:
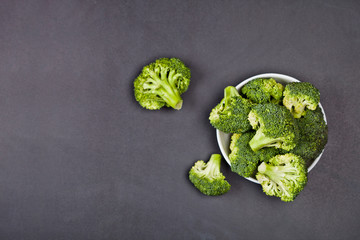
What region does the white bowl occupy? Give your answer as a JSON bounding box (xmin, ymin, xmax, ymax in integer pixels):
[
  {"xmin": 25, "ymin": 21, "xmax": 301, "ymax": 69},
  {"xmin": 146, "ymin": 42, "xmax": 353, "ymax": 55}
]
[{"xmin": 216, "ymin": 73, "xmax": 327, "ymax": 184}]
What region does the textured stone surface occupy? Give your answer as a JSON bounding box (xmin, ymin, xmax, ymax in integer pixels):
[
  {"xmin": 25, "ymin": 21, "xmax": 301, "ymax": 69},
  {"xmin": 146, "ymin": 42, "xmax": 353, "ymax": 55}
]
[{"xmin": 0, "ymin": 0, "xmax": 359, "ymax": 239}]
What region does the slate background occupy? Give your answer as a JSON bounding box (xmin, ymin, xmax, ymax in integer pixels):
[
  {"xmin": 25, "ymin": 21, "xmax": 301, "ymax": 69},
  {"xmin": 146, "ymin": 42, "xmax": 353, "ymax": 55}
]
[{"xmin": 0, "ymin": 0, "xmax": 359, "ymax": 239}]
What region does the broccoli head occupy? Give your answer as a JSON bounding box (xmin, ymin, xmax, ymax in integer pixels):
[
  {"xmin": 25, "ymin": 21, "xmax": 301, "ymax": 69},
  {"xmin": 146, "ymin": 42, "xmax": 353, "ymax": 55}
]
[
  {"xmin": 209, "ymin": 86, "xmax": 254, "ymax": 133},
  {"xmin": 248, "ymin": 103, "xmax": 299, "ymax": 151},
  {"xmin": 256, "ymin": 153, "xmax": 307, "ymax": 202},
  {"xmin": 283, "ymin": 82, "xmax": 320, "ymax": 118},
  {"xmin": 189, "ymin": 154, "xmax": 231, "ymax": 196},
  {"xmin": 241, "ymin": 78, "xmax": 284, "ymax": 104},
  {"xmin": 291, "ymin": 107, "xmax": 328, "ymax": 166},
  {"xmin": 134, "ymin": 58, "xmax": 190, "ymax": 110},
  {"xmin": 229, "ymin": 132, "xmax": 280, "ymax": 178}
]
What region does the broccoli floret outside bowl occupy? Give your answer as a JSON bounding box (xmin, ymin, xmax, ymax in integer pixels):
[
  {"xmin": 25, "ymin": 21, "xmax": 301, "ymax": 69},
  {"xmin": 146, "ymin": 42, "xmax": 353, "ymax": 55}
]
[
  {"xmin": 216, "ymin": 73, "xmax": 327, "ymax": 184},
  {"xmin": 189, "ymin": 154, "xmax": 231, "ymax": 196},
  {"xmin": 134, "ymin": 58, "xmax": 190, "ymax": 110}
]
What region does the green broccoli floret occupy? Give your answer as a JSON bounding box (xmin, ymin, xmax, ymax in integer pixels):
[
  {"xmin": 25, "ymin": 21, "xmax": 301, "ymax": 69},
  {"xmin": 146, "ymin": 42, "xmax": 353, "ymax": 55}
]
[
  {"xmin": 134, "ymin": 58, "xmax": 190, "ymax": 110},
  {"xmin": 256, "ymin": 153, "xmax": 308, "ymax": 202},
  {"xmin": 248, "ymin": 103, "xmax": 299, "ymax": 151},
  {"xmin": 291, "ymin": 107, "xmax": 328, "ymax": 166},
  {"xmin": 209, "ymin": 86, "xmax": 254, "ymax": 133},
  {"xmin": 229, "ymin": 132, "xmax": 280, "ymax": 177},
  {"xmin": 241, "ymin": 78, "xmax": 284, "ymax": 104},
  {"xmin": 283, "ymin": 82, "xmax": 320, "ymax": 118},
  {"xmin": 189, "ymin": 154, "xmax": 231, "ymax": 196}
]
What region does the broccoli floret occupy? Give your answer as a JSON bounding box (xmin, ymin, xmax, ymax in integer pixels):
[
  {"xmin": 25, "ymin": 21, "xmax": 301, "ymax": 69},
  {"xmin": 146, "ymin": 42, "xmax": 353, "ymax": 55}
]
[
  {"xmin": 209, "ymin": 86, "xmax": 254, "ymax": 133},
  {"xmin": 241, "ymin": 78, "xmax": 284, "ymax": 104},
  {"xmin": 283, "ymin": 82, "xmax": 320, "ymax": 118},
  {"xmin": 134, "ymin": 58, "xmax": 190, "ymax": 110},
  {"xmin": 189, "ymin": 154, "xmax": 231, "ymax": 196},
  {"xmin": 291, "ymin": 107, "xmax": 328, "ymax": 166},
  {"xmin": 229, "ymin": 132, "xmax": 280, "ymax": 177},
  {"xmin": 256, "ymin": 153, "xmax": 307, "ymax": 202},
  {"xmin": 248, "ymin": 103, "xmax": 299, "ymax": 151}
]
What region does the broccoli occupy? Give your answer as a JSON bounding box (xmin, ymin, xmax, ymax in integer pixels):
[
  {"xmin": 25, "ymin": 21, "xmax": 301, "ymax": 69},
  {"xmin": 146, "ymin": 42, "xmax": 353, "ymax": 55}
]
[
  {"xmin": 134, "ymin": 58, "xmax": 190, "ymax": 110},
  {"xmin": 291, "ymin": 107, "xmax": 328, "ymax": 166},
  {"xmin": 229, "ymin": 132, "xmax": 280, "ymax": 177},
  {"xmin": 241, "ymin": 78, "xmax": 284, "ymax": 104},
  {"xmin": 283, "ymin": 82, "xmax": 320, "ymax": 118},
  {"xmin": 256, "ymin": 153, "xmax": 307, "ymax": 202},
  {"xmin": 248, "ymin": 103, "xmax": 299, "ymax": 151},
  {"xmin": 189, "ymin": 154, "xmax": 231, "ymax": 196},
  {"xmin": 209, "ymin": 86, "xmax": 254, "ymax": 133}
]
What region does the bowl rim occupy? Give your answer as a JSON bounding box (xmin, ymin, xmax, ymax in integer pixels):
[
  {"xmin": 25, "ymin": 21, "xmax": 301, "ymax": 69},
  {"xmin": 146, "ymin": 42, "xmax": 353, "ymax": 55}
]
[{"xmin": 216, "ymin": 73, "xmax": 327, "ymax": 184}]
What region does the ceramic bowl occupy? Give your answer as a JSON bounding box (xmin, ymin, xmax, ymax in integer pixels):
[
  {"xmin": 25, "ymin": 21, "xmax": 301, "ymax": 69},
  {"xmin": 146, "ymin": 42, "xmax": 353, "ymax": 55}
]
[{"xmin": 216, "ymin": 73, "xmax": 327, "ymax": 184}]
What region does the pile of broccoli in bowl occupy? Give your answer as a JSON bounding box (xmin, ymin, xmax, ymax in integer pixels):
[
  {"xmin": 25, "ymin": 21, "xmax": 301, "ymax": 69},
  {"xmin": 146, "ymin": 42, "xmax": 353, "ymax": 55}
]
[{"xmin": 211, "ymin": 73, "xmax": 327, "ymax": 201}]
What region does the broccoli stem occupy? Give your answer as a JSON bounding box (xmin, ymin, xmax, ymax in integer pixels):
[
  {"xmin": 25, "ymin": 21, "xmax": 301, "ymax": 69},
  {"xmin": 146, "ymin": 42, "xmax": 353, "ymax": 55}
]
[
  {"xmin": 204, "ymin": 154, "xmax": 222, "ymax": 180},
  {"xmin": 224, "ymin": 86, "xmax": 240, "ymax": 106},
  {"xmin": 258, "ymin": 162, "xmax": 298, "ymax": 183},
  {"xmin": 168, "ymin": 69, "xmax": 182, "ymax": 89},
  {"xmin": 147, "ymin": 69, "xmax": 183, "ymax": 110},
  {"xmin": 249, "ymin": 131, "xmax": 280, "ymax": 151},
  {"xmin": 217, "ymin": 86, "xmax": 240, "ymax": 112},
  {"xmin": 157, "ymin": 83, "xmax": 183, "ymax": 110}
]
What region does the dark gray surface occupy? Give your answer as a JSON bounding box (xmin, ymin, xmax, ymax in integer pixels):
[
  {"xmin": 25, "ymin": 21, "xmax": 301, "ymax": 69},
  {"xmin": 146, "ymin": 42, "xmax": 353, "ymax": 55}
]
[{"xmin": 0, "ymin": 0, "xmax": 359, "ymax": 239}]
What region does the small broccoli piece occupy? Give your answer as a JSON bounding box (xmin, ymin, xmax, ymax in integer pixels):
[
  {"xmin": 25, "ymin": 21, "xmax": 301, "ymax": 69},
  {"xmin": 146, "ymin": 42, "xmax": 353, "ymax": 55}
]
[
  {"xmin": 189, "ymin": 154, "xmax": 231, "ymax": 196},
  {"xmin": 134, "ymin": 58, "xmax": 190, "ymax": 110},
  {"xmin": 229, "ymin": 132, "xmax": 280, "ymax": 177},
  {"xmin": 248, "ymin": 103, "xmax": 299, "ymax": 151},
  {"xmin": 209, "ymin": 86, "xmax": 254, "ymax": 133},
  {"xmin": 291, "ymin": 107, "xmax": 328, "ymax": 166},
  {"xmin": 256, "ymin": 153, "xmax": 307, "ymax": 202},
  {"xmin": 241, "ymin": 78, "xmax": 284, "ymax": 104},
  {"xmin": 283, "ymin": 82, "xmax": 320, "ymax": 118}
]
